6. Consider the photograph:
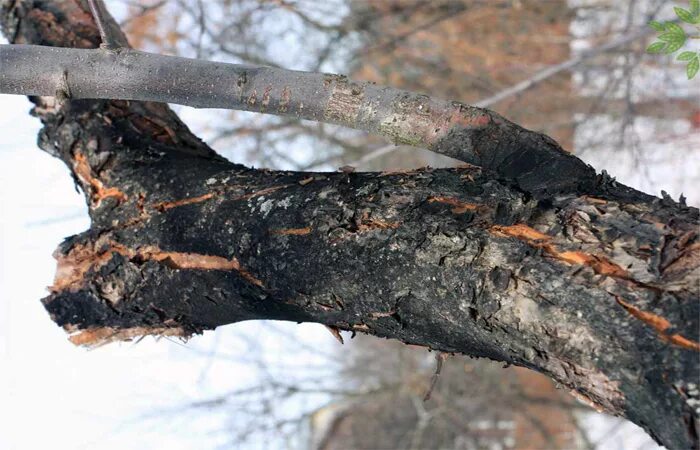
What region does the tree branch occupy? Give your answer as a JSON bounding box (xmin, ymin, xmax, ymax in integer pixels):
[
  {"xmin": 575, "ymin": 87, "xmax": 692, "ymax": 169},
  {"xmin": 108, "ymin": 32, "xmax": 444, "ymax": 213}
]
[
  {"xmin": 87, "ymin": 0, "xmax": 126, "ymax": 50},
  {"xmin": 0, "ymin": 43, "xmax": 594, "ymax": 197},
  {"xmin": 348, "ymin": 22, "xmax": 660, "ymax": 168},
  {"xmin": 0, "ymin": 1, "xmax": 698, "ymax": 449}
]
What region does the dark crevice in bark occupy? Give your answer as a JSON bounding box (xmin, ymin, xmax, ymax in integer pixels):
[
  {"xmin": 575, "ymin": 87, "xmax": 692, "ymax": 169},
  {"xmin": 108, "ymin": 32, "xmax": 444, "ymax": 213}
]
[{"xmin": 1, "ymin": 1, "xmax": 699, "ymax": 448}]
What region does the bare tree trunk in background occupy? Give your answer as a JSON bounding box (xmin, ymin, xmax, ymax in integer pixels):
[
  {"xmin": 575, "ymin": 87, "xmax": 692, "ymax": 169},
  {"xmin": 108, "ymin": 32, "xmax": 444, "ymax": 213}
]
[{"xmin": 0, "ymin": 1, "xmax": 698, "ymax": 448}]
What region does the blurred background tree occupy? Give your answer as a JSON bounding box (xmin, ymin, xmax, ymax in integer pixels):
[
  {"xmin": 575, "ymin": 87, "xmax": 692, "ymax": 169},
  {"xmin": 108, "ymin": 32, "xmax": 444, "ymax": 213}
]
[{"xmin": 104, "ymin": 0, "xmax": 699, "ymax": 448}]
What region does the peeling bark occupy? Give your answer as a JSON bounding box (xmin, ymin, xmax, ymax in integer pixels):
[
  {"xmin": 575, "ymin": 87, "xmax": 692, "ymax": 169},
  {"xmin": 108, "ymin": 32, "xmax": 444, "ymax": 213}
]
[{"xmin": 1, "ymin": 1, "xmax": 698, "ymax": 448}]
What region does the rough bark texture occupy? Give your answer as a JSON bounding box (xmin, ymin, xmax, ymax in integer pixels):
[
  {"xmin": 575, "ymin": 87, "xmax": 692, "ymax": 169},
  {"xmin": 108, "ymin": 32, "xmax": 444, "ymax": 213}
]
[{"xmin": 1, "ymin": 1, "xmax": 698, "ymax": 448}]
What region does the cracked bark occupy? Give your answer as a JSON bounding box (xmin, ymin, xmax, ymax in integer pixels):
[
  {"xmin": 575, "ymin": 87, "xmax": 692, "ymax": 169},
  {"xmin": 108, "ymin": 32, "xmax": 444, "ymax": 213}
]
[{"xmin": 1, "ymin": 1, "xmax": 698, "ymax": 448}]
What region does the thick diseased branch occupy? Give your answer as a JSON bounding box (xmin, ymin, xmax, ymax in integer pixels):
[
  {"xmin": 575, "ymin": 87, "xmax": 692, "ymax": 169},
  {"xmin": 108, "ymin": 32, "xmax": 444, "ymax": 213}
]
[
  {"xmin": 0, "ymin": 43, "xmax": 594, "ymax": 196},
  {"xmin": 41, "ymin": 125, "xmax": 698, "ymax": 448},
  {"xmin": 1, "ymin": 1, "xmax": 698, "ymax": 448},
  {"xmin": 35, "ymin": 96, "xmax": 698, "ymax": 449}
]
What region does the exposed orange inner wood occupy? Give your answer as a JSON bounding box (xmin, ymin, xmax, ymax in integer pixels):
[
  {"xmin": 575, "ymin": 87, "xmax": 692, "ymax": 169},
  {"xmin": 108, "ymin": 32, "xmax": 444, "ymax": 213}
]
[
  {"xmin": 666, "ymin": 334, "xmax": 700, "ymax": 351},
  {"xmin": 153, "ymin": 192, "xmax": 215, "ymax": 211},
  {"xmin": 490, "ymin": 224, "xmax": 630, "ymax": 279},
  {"xmin": 557, "ymin": 251, "xmax": 629, "ymax": 278},
  {"xmin": 147, "ymin": 184, "xmax": 292, "ymax": 214},
  {"xmin": 491, "ymin": 223, "xmax": 551, "ymax": 242},
  {"xmin": 51, "ymin": 241, "xmax": 117, "ymax": 293},
  {"xmin": 68, "ymin": 326, "xmax": 187, "ymax": 347},
  {"xmin": 581, "ymin": 196, "xmax": 608, "ymax": 205},
  {"xmin": 271, "ymin": 227, "xmax": 313, "ymax": 235},
  {"xmin": 73, "ymin": 152, "xmax": 128, "ymax": 206},
  {"xmin": 428, "ymin": 196, "xmax": 480, "ymax": 214},
  {"xmin": 51, "ymin": 239, "xmax": 264, "ymax": 293},
  {"xmin": 615, "ymin": 297, "xmax": 700, "ymax": 352}
]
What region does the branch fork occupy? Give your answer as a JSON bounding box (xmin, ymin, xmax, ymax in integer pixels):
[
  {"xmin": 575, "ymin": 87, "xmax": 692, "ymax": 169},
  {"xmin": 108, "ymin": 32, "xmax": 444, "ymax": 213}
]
[{"xmin": 87, "ymin": 0, "xmax": 127, "ymax": 51}]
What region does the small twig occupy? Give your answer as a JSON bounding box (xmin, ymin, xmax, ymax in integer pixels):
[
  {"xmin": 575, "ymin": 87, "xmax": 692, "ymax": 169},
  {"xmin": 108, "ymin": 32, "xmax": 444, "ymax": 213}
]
[
  {"xmin": 88, "ymin": 0, "xmax": 123, "ymax": 50},
  {"xmin": 324, "ymin": 325, "xmax": 344, "ymax": 345},
  {"xmin": 423, "ymin": 352, "xmax": 449, "ymax": 401},
  {"xmin": 196, "ymin": 0, "xmax": 206, "ymax": 59}
]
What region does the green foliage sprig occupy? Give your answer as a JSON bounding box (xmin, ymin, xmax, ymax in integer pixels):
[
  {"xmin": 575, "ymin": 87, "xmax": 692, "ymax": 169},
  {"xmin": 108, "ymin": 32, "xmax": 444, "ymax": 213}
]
[{"xmin": 647, "ymin": 0, "xmax": 700, "ymax": 79}]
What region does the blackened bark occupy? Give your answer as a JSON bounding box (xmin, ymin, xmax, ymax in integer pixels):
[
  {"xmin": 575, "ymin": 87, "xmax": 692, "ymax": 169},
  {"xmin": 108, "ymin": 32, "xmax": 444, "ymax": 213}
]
[{"xmin": 1, "ymin": 1, "xmax": 698, "ymax": 448}]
